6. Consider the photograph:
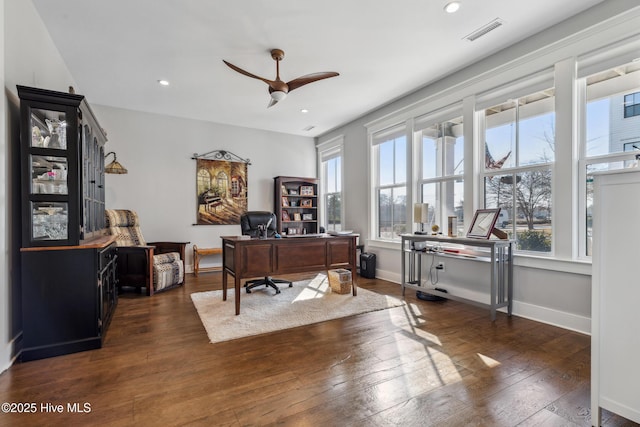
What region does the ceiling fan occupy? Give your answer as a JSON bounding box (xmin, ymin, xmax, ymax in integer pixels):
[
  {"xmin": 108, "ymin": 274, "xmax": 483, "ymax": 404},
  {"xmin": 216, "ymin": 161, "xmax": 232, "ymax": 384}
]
[{"xmin": 223, "ymin": 49, "xmax": 339, "ymax": 108}]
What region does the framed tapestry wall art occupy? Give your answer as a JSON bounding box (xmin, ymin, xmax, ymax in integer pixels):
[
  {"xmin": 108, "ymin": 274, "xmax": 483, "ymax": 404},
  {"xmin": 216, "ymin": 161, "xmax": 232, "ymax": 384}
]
[{"xmin": 195, "ymin": 158, "xmax": 248, "ymax": 225}]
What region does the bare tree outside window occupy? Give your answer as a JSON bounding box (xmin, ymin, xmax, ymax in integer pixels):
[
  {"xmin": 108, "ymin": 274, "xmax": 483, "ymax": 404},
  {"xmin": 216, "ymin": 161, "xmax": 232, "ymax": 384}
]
[{"xmin": 484, "ymin": 90, "xmax": 555, "ymax": 252}]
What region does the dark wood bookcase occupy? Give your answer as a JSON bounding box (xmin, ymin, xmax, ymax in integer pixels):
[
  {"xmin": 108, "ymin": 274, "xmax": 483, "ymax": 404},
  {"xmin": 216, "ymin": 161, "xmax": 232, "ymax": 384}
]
[
  {"xmin": 274, "ymin": 176, "xmax": 319, "ymax": 235},
  {"xmin": 17, "ymin": 86, "xmax": 117, "ymax": 361}
]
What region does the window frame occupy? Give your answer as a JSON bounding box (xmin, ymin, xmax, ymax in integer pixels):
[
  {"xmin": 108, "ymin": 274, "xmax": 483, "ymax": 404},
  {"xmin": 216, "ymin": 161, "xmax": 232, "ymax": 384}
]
[
  {"xmin": 415, "ymin": 114, "xmax": 465, "ymax": 236},
  {"xmin": 480, "ymin": 89, "xmax": 556, "ymax": 255},
  {"xmin": 370, "ymin": 124, "xmax": 409, "ymax": 242},
  {"xmin": 317, "ymin": 136, "xmax": 345, "ymax": 233}
]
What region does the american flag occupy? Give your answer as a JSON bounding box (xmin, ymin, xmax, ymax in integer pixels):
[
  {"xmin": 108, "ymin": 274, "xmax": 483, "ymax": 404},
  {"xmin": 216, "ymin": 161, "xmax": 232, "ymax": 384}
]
[{"xmin": 485, "ymin": 144, "xmax": 511, "ymax": 170}]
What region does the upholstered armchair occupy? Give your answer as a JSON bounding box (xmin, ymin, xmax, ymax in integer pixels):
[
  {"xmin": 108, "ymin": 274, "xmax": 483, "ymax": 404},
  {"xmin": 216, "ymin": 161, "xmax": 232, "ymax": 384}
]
[
  {"xmin": 240, "ymin": 211, "xmax": 292, "ymax": 294},
  {"xmin": 105, "ymin": 209, "xmax": 188, "ymax": 296}
]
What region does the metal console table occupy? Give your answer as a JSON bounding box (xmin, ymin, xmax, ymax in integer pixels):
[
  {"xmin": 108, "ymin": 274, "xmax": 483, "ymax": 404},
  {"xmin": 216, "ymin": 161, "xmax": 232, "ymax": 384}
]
[{"xmin": 400, "ymin": 234, "xmax": 514, "ymax": 321}]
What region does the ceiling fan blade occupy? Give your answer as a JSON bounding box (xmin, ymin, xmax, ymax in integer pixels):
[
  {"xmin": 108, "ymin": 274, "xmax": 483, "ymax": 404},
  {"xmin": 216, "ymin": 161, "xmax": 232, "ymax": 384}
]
[
  {"xmin": 287, "ymin": 72, "xmax": 339, "ymax": 92},
  {"xmin": 222, "ymin": 60, "xmax": 275, "ymax": 86}
]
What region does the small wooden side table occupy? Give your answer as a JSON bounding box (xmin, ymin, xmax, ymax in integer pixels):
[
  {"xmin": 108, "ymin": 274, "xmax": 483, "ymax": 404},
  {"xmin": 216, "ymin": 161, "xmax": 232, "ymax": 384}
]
[{"xmin": 193, "ymin": 245, "xmax": 222, "ymax": 276}]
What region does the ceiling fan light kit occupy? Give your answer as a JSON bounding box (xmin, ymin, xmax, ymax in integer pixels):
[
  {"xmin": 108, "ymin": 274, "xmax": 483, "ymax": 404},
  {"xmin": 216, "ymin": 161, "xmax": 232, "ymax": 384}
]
[
  {"xmin": 223, "ymin": 48, "xmax": 339, "ymax": 107},
  {"xmin": 270, "ymin": 90, "xmax": 287, "ymax": 102}
]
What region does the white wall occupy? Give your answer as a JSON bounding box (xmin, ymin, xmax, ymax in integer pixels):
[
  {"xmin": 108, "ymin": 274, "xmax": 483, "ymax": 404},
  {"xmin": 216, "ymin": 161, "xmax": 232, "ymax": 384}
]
[
  {"xmin": 94, "ymin": 105, "xmax": 316, "ymax": 270},
  {"xmin": 1, "ymin": 0, "xmax": 79, "ymax": 372},
  {"xmin": 318, "ymin": 0, "xmax": 640, "ymax": 333}
]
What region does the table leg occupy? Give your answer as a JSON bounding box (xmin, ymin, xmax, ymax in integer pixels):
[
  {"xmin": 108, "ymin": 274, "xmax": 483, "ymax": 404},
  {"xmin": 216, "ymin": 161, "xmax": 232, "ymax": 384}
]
[
  {"xmin": 351, "ymin": 238, "xmax": 357, "ymax": 296},
  {"xmin": 194, "ymin": 248, "xmax": 200, "ymax": 277},
  {"xmin": 222, "ymin": 269, "xmax": 227, "ymax": 301},
  {"xmin": 235, "ymin": 275, "xmax": 241, "ymax": 315},
  {"xmin": 490, "ymin": 247, "xmax": 497, "ymax": 322}
]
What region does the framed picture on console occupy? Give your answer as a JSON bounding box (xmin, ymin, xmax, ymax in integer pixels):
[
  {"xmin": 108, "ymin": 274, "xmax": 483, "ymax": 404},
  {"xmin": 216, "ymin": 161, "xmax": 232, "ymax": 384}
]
[{"xmin": 467, "ymin": 208, "xmax": 501, "ymax": 239}]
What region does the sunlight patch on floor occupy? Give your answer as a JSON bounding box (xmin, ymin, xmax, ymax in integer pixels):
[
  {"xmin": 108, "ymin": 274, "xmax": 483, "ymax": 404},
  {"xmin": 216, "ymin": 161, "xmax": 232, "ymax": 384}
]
[
  {"xmin": 477, "ymin": 353, "xmax": 501, "ymax": 367},
  {"xmin": 292, "ymin": 273, "xmax": 330, "ymax": 303}
]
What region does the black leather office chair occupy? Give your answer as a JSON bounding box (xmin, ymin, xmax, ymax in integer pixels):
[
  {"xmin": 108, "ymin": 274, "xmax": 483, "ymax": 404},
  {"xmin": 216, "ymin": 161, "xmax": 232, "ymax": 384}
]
[{"xmin": 240, "ymin": 211, "xmax": 293, "ymax": 294}]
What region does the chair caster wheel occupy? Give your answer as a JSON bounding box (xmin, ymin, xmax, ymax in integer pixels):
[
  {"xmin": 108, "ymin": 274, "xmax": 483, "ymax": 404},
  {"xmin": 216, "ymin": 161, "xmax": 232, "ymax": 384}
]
[
  {"xmin": 288, "ymin": 283, "xmax": 293, "ymax": 287},
  {"xmin": 275, "ymin": 289, "xmax": 281, "ymax": 294},
  {"xmin": 246, "ymin": 289, "xmax": 251, "ymax": 294}
]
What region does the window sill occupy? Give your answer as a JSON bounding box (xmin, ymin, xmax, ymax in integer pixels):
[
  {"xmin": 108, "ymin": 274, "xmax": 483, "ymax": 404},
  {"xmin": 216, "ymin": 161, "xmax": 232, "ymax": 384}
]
[{"xmin": 368, "ymin": 238, "xmax": 592, "ymax": 275}]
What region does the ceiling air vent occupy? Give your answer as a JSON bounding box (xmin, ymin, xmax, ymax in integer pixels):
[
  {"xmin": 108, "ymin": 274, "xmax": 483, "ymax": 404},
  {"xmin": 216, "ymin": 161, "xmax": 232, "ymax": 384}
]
[
  {"xmin": 464, "ymin": 18, "xmax": 504, "ymax": 42},
  {"xmin": 303, "ymin": 125, "xmax": 316, "ymax": 132}
]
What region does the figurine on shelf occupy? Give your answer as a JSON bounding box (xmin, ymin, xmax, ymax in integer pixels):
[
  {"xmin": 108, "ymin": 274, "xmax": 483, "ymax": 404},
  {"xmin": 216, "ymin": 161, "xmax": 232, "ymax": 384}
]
[
  {"xmin": 31, "ymin": 126, "xmax": 44, "ymax": 147},
  {"xmin": 45, "ymin": 118, "xmax": 67, "ymax": 149},
  {"xmin": 431, "ymin": 224, "xmax": 440, "ymax": 235}
]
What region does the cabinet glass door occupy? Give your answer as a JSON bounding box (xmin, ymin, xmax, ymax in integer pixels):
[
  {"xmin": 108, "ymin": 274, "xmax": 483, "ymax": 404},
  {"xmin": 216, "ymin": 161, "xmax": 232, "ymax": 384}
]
[
  {"xmin": 28, "ymin": 107, "xmax": 70, "ymax": 243},
  {"xmin": 30, "ymin": 155, "xmax": 68, "ymax": 195},
  {"xmin": 31, "ymin": 201, "xmax": 68, "ymax": 241},
  {"xmin": 30, "ymin": 108, "xmax": 67, "ymax": 149}
]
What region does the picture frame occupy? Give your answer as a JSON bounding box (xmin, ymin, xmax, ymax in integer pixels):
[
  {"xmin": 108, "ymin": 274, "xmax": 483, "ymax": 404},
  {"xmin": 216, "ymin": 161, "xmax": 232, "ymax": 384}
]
[
  {"xmin": 282, "ymin": 196, "xmax": 289, "ymax": 207},
  {"xmin": 302, "ymin": 213, "xmax": 313, "ymax": 221},
  {"xmin": 289, "ymin": 189, "xmax": 298, "ymax": 195},
  {"xmin": 287, "ymin": 227, "xmax": 300, "ymax": 235},
  {"xmin": 301, "ymin": 199, "xmax": 313, "ymax": 208},
  {"xmin": 281, "ymin": 185, "xmax": 288, "ymax": 195},
  {"xmin": 293, "ymin": 212, "xmax": 302, "ymax": 221},
  {"xmin": 300, "ymin": 185, "xmax": 314, "ymax": 196},
  {"xmin": 466, "ymin": 208, "xmax": 502, "ymax": 239},
  {"xmin": 282, "ymin": 210, "xmax": 290, "ymax": 221}
]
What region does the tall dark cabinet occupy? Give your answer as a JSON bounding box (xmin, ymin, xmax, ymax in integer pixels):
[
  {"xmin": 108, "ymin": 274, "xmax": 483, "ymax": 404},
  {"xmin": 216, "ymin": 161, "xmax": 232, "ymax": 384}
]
[
  {"xmin": 17, "ymin": 86, "xmax": 117, "ymax": 361},
  {"xmin": 274, "ymin": 176, "xmax": 319, "ymax": 235}
]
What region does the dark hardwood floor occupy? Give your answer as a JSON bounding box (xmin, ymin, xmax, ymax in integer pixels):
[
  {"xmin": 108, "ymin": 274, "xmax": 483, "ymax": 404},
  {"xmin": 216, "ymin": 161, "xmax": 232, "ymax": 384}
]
[{"xmin": 0, "ymin": 272, "xmax": 637, "ymax": 426}]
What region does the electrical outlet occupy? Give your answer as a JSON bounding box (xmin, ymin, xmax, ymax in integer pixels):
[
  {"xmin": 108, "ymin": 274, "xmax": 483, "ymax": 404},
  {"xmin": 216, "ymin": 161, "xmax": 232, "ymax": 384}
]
[{"xmin": 436, "ymin": 261, "xmax": 445, "ymax": 272}]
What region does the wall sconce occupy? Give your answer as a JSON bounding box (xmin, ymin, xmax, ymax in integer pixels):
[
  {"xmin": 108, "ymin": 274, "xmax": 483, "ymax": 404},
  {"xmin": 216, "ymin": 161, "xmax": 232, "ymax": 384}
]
[
  {"xmin": 414, "ymin": 203, "xmax": 429, "ymax": 235},
  {"xmin": 104, "ymin": 151, "xmax": 128, "ymax": 174}
]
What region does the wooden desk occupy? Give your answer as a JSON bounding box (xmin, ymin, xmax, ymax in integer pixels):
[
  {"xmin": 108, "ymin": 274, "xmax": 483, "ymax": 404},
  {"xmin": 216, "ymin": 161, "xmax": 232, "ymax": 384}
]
[{"xmin": 221, "ymin": 234, "xmax": 358, "ymax": 315}]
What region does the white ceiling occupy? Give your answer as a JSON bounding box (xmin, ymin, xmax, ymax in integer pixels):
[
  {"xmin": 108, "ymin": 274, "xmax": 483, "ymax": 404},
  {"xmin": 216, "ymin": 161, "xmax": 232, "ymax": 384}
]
[{"xmin": 32, "ymin": 0, "xmax": 604, "ymax": 137}]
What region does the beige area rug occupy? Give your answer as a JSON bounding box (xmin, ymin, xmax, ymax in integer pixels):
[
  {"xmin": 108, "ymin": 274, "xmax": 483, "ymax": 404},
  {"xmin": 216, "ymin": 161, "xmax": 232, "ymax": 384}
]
[{"xmin": 190, "ymin": 273, "xmax": 405, "ymax": 343}]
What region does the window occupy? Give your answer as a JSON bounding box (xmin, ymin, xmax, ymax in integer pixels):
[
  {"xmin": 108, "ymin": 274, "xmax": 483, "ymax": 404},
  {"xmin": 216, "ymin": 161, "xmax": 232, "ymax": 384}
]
[
  {"xmin": 197, "ymin": 169, "xmax": 211, "ymax": 195},
  {"xmin": 373, "ymin": 126, "xmax": 407, "ymax": 240},
  {"xmin": 323, "ymin": 157, "xmax": 342, "ymax": 231},
  {"xmin": 416, "ymin": 116, "xmax": 465, "ymax": 236},
  {"xmin": 624, "ymin": 92, "xmax": 640, "ymax": 118},
  {"xmin": 581, "ymin": 61, "xmax": 640, "ymax": 256},
  {"xmin": 482, "ymin": 89, "xmax": 555, "ymax": 253},
  {"xmin": 318, "ymin": 138, "xmax": 344, "ymax": 232}
]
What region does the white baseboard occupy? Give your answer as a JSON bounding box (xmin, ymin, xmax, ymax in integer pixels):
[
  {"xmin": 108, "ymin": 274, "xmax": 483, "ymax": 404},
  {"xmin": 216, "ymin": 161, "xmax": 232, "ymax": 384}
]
[{"xmin": 370, "ymin": 268, "xmax": 590, "ymax": 335}]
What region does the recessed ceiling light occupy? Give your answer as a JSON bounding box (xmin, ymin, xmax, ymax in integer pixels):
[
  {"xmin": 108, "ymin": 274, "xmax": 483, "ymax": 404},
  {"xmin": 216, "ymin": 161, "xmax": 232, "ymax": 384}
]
[
  {"xmin": 444, "ymin": 1, "xmax": 460, "ymax": 13},
  {"xmin": 158, "ymin": 79, "xmax": 170, "ymax": 86},
  {"xmin": 301, "ymin": 109, "xmax": 309, "ymax": 114}
]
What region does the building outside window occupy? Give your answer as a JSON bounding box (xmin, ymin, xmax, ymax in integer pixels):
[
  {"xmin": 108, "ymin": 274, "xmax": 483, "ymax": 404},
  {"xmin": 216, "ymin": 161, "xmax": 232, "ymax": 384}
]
[
  {"xmin": 416, "ymin": 116, "xmax": 464, "ymax": 236},
  {"xmin": 624, "ymin": 91, "xmax": 640, "ymax": 118},
  {"xmin": 373, "ymin": 126, "xmax": 407, "ymax": 240},
  {"xmin": 482, "ymin": 89, "xmax": 555, "ymax": 253},
  {"xmin": 581, "ymin": 60, "xmax": 640, "ymax": 256}
]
